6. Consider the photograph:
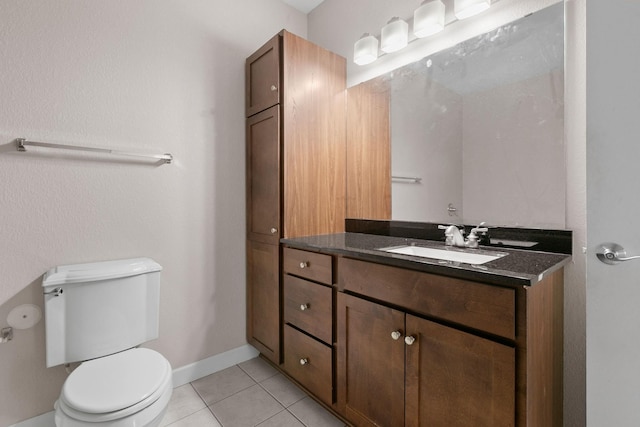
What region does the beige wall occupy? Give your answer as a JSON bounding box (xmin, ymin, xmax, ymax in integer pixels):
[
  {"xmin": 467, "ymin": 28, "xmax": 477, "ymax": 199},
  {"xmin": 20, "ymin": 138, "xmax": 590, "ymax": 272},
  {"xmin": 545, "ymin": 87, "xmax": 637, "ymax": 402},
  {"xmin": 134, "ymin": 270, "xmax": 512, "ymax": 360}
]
[{"xmin": 0, "ymin": 1, "xmax": 306, "ymax": 425}]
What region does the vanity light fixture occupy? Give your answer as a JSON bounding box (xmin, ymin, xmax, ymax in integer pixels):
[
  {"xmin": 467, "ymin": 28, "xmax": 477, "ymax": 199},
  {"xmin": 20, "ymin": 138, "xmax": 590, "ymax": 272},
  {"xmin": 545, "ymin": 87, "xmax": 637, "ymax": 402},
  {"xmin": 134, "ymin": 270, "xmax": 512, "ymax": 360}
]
[
  {"xmin": 414, "ymin": 0, "xmax": 445, "ymax": 38},
  {"xmin": 353, "ymin": 0, "xmax": 492, "ymax": 65},
  {"xmin": 454, "ymin": 0, "xmax": 491, "ymax": 20},
  {"xmin": 380, "ymin": 17, "xmax": 409, "ymax": 53},
  {"xmin": 353, "ymin": 33, "xmax": 379, "ymax": 65}
]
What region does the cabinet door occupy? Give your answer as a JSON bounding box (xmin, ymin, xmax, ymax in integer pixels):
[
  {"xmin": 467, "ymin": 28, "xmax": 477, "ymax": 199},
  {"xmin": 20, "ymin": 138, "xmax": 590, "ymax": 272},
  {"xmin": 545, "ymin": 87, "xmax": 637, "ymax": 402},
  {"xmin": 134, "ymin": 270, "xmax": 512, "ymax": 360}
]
[
  {"xmin": 336, "ymin": 293, "xmax": 405, "ymax": 427},
  {"xmin": 405, "ymin": 314, "xmax": 515, "ymax": 427},
  {"xmin": 246, "ymin": 240, "xmax": 280, "ymax": 364},
  {"xmin": 246, "ymin": 106, "xmax": 280, "ymax": 245},
  {"xmin": 246, "ymin": 33, "xmax": 280, "ymax": 117}
]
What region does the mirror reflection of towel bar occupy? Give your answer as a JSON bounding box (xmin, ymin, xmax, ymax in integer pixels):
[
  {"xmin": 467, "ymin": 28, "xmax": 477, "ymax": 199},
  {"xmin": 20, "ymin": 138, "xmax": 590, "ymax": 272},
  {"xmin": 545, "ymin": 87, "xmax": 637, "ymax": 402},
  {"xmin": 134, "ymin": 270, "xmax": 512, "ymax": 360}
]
[
  {"xmin": 16, "ymin": 138, "xmax": 173, "ymax": 164},
  {"xmin": 392, "ymin": 175, "xmax": 422, "ymax": 183}
]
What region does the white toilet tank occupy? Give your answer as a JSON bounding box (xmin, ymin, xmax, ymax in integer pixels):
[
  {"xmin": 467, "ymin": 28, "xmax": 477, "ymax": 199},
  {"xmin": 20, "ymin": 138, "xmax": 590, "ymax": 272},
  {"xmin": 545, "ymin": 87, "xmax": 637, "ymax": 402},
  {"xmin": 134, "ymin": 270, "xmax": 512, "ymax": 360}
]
[{"xmin": 42, "ymin": 258, "xmax": 162, "ymax": 368}]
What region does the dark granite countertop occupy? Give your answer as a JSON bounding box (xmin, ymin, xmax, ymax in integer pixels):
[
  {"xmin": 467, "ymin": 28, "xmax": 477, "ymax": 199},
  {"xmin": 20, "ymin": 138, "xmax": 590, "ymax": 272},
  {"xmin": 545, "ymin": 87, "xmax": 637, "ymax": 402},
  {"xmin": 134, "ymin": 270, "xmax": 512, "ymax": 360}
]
[{"xmin": 281, "ymin": 232, "xmax": 571, "ymax": 287}]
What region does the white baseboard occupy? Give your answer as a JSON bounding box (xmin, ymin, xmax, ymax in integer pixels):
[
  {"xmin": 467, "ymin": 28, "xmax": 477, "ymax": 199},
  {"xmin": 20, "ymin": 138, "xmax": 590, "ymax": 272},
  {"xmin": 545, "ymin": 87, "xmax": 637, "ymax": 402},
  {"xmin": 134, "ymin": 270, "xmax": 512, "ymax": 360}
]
[
  {"xmin": 10, "ymin": 344, "xmax": 260, "ymax": 427},
  {"xmin": 8, "ymin": 411, "xmax": 55, "ymax": 427},
  {"xmin": 171, "ymin": 344, "xmax": 259, "ymax": 387}
]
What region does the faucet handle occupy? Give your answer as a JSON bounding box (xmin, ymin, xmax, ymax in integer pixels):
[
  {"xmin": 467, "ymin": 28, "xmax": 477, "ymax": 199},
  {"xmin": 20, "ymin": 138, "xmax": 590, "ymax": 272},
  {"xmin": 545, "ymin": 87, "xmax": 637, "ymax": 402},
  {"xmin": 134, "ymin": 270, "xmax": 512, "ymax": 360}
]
[
  {"xmin": 470, "ymin": 227, "xmax": 488, "ymax": 234},
  {"xmin": 438, "ymin": 224, "xmax": 464, "ymax": 233},
  {"xmin": 469, "ymin": 222, "xmax": 490, "ymax": 245}
]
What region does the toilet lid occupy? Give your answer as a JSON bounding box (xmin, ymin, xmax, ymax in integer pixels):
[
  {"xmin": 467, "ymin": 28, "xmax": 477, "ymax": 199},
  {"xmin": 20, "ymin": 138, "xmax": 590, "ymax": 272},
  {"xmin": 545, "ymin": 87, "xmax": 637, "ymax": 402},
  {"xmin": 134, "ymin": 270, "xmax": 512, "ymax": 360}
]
[{"xmin": 62, "ymin": 348, "xmax": 170, "ymax": 414}]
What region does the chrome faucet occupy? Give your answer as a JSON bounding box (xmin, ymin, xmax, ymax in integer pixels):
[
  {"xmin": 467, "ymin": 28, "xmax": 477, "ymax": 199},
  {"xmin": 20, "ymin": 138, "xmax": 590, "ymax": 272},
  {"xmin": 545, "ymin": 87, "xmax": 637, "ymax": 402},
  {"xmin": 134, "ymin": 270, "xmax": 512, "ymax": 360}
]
[
  {"xmin": 465, "ymin": 222, "xmax": 489, "ymax": 248},
  {"xmin": 438, "ymin": 224, "xmax": 465, "ymax": 247},
  {"xmin": 438, "ymin": 222, "xmax": 489, "ymax": 248}
]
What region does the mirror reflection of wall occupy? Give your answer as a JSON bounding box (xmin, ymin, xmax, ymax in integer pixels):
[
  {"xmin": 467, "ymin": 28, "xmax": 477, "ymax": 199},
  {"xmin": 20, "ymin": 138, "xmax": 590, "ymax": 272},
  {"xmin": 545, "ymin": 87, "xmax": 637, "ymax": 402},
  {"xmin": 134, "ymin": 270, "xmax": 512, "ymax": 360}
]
[{"xmin": 347, "ymin": 3, "xmax": 564, "ymax": 229}]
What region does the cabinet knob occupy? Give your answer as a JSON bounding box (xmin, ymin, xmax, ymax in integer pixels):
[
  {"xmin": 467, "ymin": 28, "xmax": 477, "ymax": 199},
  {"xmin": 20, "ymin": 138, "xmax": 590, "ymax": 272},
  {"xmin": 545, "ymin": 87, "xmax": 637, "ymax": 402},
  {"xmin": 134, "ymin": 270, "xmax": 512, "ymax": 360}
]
[
  {"xmin": 270, "ymin": 84, "xmax": 278, "ymax": 92},
  {"xmin": 270, "ymin": 227, "xmax": 278, "ymax": 234},
  {"xmin": 299, "ymin": 261, "xmax": 309, "ymax": 269},
  {"xmin": 300, "ymin": 358, "xmax": 309, "ymax": 366},
  {"xmin": 300, "ymin": 303, "xmax": 309, "ymax": 311},
  {"xmin": 404, "ymin": 335, "xmax": 416, "ymax": 346},
  {"xmin": 391, "ymin": 331, "xmax": 402, "ymax": 341}
]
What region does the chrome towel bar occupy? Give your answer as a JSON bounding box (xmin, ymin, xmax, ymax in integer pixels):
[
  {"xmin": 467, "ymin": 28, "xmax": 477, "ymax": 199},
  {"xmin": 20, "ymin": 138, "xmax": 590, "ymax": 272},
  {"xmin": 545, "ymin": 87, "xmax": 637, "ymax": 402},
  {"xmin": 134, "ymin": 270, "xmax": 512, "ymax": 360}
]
[
  {"xmin": 392, "ymin": 175, "xmax": 422, "ymax": 183},
  {"xmin": 16, "ymin": 138, "xmax": 173, "ymax": 164}
]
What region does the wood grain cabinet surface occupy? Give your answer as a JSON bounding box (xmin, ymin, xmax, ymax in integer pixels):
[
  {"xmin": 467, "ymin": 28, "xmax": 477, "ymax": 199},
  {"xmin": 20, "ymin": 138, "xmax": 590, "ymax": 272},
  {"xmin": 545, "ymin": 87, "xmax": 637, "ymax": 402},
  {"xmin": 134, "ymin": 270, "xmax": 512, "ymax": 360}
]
[
  {"xmin": 336, "ymin": 292, "xmax": 516, "ymax": 427},
  {"xmin": 245, "ymin": 31, "xmax": 346, "ymax": 366},
  {"xmin": 282, "ymin": 248, "xmax": 335, "ymax": 405},
  {"xmin": 335, "ymin": 257, "xmax": 563, "ymax": 427}
]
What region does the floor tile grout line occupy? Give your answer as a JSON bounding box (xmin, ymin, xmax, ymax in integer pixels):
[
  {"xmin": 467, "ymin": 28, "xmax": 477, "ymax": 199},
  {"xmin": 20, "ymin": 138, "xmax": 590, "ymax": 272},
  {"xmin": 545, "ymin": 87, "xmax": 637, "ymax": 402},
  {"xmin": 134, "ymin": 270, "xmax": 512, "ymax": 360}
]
[
  {"xmin": 205, "ymin": 404, "xmax": 224, "ymax": 426},
  {"xmin": 237, "ymin": 361, "xmax": 280, "ymax": 383},
  {"xmin": 255, "ymin": 379, "xmax": 307, "ymax": 409},
  {"xmin": 191, "ymin": 371, "xmax": 259, "ymax": 407},
  {"xmin": 176, "ymin": 359, "xmax": 343, "ymax": 427},
  {"xmin": 161, "ymin": 384, "xmax": 208, "ymax": 427},
  {"xmin": 252, "ymin": 407, "xmax": 290, "ymax": 427}
]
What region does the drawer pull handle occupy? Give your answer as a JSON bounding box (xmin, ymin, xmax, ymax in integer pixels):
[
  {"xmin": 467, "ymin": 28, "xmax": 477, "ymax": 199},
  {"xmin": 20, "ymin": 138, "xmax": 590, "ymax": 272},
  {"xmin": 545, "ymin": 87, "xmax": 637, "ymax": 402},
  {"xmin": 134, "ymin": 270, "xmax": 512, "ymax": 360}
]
[
  {"xmin": 270, "ymin": 84, "xmax": 278, "ymax": 92},
  {"xmin": 391, "ymin": 331, "xmax": 402, "ymax": 341},
  {"xmin": 404, "ymin": 336, "xmax": 416, "ymax": 346},
  {"xmin": 300, "ymin": 358, "xmax": 309, "ymax": 366},
  {"xmin": 300, "ymin": 303, "xmax": 309, "ymax": 311},
  {"xmin": 299, "ymin": 261, "xmax": 309, "ymax": 269},
  {"xmin": 270, "ymin": 227, "xmax": 278, "ymax": 234}
]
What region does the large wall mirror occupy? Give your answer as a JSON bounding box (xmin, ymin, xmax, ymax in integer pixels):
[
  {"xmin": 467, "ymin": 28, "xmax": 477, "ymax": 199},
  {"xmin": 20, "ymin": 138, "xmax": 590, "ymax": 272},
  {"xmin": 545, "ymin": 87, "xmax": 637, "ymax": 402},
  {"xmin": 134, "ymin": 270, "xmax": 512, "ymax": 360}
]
[{"xmin": 346, "ymin": 3, "xmax": 564, "ymax": 229}]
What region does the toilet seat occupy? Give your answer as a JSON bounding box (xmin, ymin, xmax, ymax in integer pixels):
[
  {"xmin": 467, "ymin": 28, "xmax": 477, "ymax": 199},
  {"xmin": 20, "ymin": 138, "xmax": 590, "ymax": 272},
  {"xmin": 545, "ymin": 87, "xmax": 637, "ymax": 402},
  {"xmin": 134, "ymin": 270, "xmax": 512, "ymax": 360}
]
[{"xmin": 56, "ymin": 348, "xmax": 172, "ymax": 424}]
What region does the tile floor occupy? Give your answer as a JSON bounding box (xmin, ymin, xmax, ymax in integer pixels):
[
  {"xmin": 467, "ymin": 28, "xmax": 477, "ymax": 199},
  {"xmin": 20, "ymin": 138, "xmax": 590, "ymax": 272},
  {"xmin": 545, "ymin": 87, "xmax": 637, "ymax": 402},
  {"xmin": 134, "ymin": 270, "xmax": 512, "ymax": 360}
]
[{"xmin": 159, "ymin": 357, "xmax": 347, "ymax": 427}]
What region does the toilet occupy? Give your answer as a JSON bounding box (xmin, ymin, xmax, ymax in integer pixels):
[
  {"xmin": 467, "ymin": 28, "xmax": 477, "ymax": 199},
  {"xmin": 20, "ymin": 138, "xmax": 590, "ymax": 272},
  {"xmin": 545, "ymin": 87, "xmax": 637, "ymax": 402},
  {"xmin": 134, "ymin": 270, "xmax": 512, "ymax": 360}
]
[{"xmin": 42, "ymin": 258, "xmax": 173, "ymax": 427}]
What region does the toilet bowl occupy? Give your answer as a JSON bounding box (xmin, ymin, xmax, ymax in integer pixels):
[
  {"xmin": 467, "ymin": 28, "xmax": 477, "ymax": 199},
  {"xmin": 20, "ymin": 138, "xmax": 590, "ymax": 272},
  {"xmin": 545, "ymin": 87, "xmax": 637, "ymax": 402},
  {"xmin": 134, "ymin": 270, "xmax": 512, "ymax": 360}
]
[{"xmin": 54, "ymin": 348, "xmax": 173, "ymax": 427}]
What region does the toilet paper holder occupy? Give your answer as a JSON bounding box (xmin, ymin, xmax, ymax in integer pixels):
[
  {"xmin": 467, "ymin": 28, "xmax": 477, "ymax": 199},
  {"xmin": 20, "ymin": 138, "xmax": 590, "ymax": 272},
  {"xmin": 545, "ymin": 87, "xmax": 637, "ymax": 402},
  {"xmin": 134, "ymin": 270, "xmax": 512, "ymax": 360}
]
[{"xmin": 0, "ymin": 327, "xmax": 13, "ymax": 343}]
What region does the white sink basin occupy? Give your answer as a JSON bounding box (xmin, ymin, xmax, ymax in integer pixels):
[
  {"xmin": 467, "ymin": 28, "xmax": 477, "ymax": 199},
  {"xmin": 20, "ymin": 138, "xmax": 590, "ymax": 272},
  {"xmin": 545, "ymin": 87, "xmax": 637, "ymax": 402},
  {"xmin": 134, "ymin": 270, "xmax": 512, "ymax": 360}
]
[{"xmin": 379, "ymin": 245, "xmax": 507, "ymax": 265}]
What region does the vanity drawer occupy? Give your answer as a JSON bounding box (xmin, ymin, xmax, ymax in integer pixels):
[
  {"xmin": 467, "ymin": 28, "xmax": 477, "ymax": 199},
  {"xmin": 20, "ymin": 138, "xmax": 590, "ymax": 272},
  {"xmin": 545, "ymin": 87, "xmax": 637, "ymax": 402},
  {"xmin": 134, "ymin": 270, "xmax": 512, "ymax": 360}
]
[
  {"xmin": 284, "ymin": 275, "xmax": 332, "ymax": 344},
  {"xmin": 284, "ymin": 325, "xmax": 332, "ymax": 405},
  {"xmin": 337, "ymin": 257, "xmax": 516, "ymax": 339},
  {"xmin": 283, "ymin": 247, "xmax": 332, "ymax": 285}
]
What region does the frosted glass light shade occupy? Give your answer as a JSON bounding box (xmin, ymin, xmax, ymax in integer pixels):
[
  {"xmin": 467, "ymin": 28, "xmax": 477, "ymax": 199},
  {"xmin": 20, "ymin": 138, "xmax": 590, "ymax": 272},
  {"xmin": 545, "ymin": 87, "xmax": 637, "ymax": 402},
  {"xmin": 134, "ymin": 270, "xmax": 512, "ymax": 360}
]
[
  {"xmin": 353, "ymin": 34, "xmax": 379, "ymax": 65},
  {"xmin": 381, "ymin": 17, "xmax": 409, "ymax": 53},
  {"xmin": 454, "ymin": 0, "xmax": 491, "ymax": 20},
  {"xmin": 414, "ymin": 0, "xmax": 445, "ymax": 38}
]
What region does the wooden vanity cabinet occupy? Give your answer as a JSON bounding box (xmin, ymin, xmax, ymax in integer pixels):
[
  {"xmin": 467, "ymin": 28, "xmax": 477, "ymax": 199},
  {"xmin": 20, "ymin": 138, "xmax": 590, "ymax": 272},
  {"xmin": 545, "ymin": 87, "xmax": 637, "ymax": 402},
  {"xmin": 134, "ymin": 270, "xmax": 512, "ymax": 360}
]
[
  {"xmin": 282, "ymin": 247, "xmax": 334, "ymax": 405},
  {"xmin": 337, "ymin": 293, "xmax": 515, "ymax": 427},
  {"xmin": 245, "ymin": 31, "xmax": 346, "ymax": 365},
  {"xmin": 336, "ymin": 257, "xmax": 563, "ymax": 427}
]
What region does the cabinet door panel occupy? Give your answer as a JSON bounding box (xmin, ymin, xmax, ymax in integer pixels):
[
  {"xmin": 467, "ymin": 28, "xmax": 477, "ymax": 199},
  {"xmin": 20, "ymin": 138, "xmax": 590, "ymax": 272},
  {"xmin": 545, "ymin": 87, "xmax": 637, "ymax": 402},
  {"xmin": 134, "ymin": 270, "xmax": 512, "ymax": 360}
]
[
  {"xmin": 246, "ymin": 106, "xmax": 280, "ymax": 245},
  {"xmin": 246, "ymin": 34, "xmax": 280, "ymax": 117},
  {"xmin": 337, "ymin": 293, "xmax": 405, "ymax": 427},
  {"xmin": 247, "ymin": 240, "xmax": 280, "ymax": 364},
  {"xmin": 405, "ymin": 314, "xmax": 515, "ymax": 427}
]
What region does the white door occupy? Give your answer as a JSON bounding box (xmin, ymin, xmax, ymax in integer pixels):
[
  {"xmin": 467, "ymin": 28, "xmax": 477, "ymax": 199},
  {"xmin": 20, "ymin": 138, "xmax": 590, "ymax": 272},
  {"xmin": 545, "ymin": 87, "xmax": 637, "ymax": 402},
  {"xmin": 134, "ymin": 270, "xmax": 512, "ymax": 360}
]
[{"xmin": 587, "ymin": 1, "xmax": 640, "ymax": 425}]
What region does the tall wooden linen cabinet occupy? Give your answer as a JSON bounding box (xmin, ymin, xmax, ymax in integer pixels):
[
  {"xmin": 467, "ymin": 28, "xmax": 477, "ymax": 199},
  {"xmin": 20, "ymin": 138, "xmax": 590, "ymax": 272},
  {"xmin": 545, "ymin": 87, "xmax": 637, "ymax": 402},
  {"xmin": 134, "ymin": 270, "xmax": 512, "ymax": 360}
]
[{"xmin": 245, "ymin": 31, "xmax": 346, "ymax": 364}]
